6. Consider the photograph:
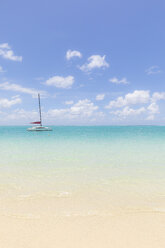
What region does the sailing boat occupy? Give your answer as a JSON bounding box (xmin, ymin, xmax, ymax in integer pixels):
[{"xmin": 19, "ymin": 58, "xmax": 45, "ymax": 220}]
[{"xmin": 27, "ymin": 94, "xmax": 52, "ymax": 131}]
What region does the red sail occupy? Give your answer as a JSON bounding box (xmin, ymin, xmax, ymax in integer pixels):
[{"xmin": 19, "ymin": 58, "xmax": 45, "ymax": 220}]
[{"xmin": 30, "ymin": 121, "xmax": 41, "ymax": 124}]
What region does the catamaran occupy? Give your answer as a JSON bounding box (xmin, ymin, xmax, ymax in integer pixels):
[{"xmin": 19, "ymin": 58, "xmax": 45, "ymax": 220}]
[{"xmin": 27, "ymin": 94, "xmax": 52, "ymax": 131}]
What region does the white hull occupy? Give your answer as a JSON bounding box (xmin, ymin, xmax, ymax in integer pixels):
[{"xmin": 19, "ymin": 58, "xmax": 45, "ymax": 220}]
[{"xmin": 27, "ymin": 126, "xmax": 52, "ymax": 131}]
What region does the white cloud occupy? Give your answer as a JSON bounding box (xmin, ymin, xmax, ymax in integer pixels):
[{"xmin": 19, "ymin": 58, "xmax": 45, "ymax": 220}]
[
  {"xmin": 109, "ymin": 77, "xmax": 129, "ymax": 84},
  {"xmin": 47, "ymin": 99, "xmax": 98, "ymax": 119},
  {"xmin": 145, "ymin": 66, "xmax": 161, "ymax": 75},
  {"xmin": 96, "ymin": 94, "xmax": 105, "ymax": 101},
  {"xmin": 45, "ymin": 75, "xmax": 74, "ymax": 89},
  {"xmin": 146, "ymin": 115, "xmax": 155, "ymax": 120},
  {"xmin": 65, "ymin": 100, "xmax": 74, "ymax": 105},
  {"xmin": 4, "ymin": 108, "xmax": 38, "ymax": 121},
  {"xmin": 111, "ymin": 106, "xmax": 146, "ymax": 117},
  {"xmin": 0, "ymin": 82, "xmax": 46, "ymax": 98},
  {"xmin": 70, "ymin": 99, "xmax": 98, "ymax": 117},
  {"xmin": 151, "ymin": 92, "xmax": 165, "ymax": 102},
  {"xmin": 47, "ymin": 109, "xmax": 68, "ymax": 118},
  {"xmin": 11, "ymin": 95, "xmax": 20, "ymax": 99},
  {"xmin": 147, "ymin": 102, "xmax": 159, "ymax": 114},
  {"xmin": 0, "ymin": 66, "xmax": 5, "ymax": 72},
  {"xmin": 106, "ymin": 90, "xmax": 150, "ymax": 109},
  {"xmin": 150, "ymin": 92, "xmax": 165, "ymax": 120},
  {"xmin": 111, "ymin": 106, "xmax": 146, "ymax": 118},
  {"xmin": 0, "ymin": 96, "xmax": 21, "ymax": 108},
  {"xmin": 146, "ymin": 103, "xmax": 159, "ymax": 120},
  {"xmin": 80, "ymin": 55, "xmax": 109, "ymax": 72},
  {"xmin": 66, "ymin": 50, "xmax": 82, "ymax": 60},
  {"xmin": 107, "ymin": 90, "xmax": 165, "ymax": 121},
  {"xmin": 0, "ymin": 43, "xmax": 22, "ymax": 62}
]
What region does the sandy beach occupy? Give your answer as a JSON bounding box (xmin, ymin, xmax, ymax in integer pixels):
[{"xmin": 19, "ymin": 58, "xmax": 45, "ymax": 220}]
[{"xmin": 0, "ymin": 212, "xmax": 165, "ymax": 248}]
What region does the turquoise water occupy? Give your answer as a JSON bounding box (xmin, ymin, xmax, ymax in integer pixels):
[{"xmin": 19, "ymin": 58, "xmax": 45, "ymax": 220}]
[{"xmin": 0, "ymin": 126, "xmax": 165, "ymax": 215}]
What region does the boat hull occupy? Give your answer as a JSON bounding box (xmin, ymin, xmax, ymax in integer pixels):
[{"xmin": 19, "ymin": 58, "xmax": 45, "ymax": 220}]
[{"xmin": 27, "ymin": 126, "xmax": 52, "ymax": 131}]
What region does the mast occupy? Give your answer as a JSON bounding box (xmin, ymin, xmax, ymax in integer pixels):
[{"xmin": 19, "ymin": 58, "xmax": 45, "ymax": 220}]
[{"xmin": 38, "ymin": 93, "xmax": 42, "ymax": 126}]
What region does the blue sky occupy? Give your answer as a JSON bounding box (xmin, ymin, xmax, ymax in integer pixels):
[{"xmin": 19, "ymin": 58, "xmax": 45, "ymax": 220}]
[{"xmin": 0, "ymin": 0, "xmax": 165, "ymax": 125}]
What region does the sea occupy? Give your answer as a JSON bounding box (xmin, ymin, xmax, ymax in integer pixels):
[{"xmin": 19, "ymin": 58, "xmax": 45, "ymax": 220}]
[{"xmin": 0, "ymin": 126, "xmax": 165, "ymax": 217}]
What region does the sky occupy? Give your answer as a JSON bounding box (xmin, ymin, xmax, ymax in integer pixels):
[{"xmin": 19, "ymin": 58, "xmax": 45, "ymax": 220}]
[{"xmin": 0, "ymin": 0, "xmax": 165, "ymax": 125}]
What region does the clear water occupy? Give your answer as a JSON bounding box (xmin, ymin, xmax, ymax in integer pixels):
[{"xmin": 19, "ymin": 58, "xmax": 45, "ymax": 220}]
[{"xmin": 0, "ymin": 126, "xmax": 165, "ymax": 216}]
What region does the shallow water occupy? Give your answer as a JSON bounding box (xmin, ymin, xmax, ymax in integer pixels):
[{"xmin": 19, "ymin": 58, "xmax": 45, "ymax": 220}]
[{"xmin": 0, "ymin": 126, "xmax": 165, "ymax": 216}]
